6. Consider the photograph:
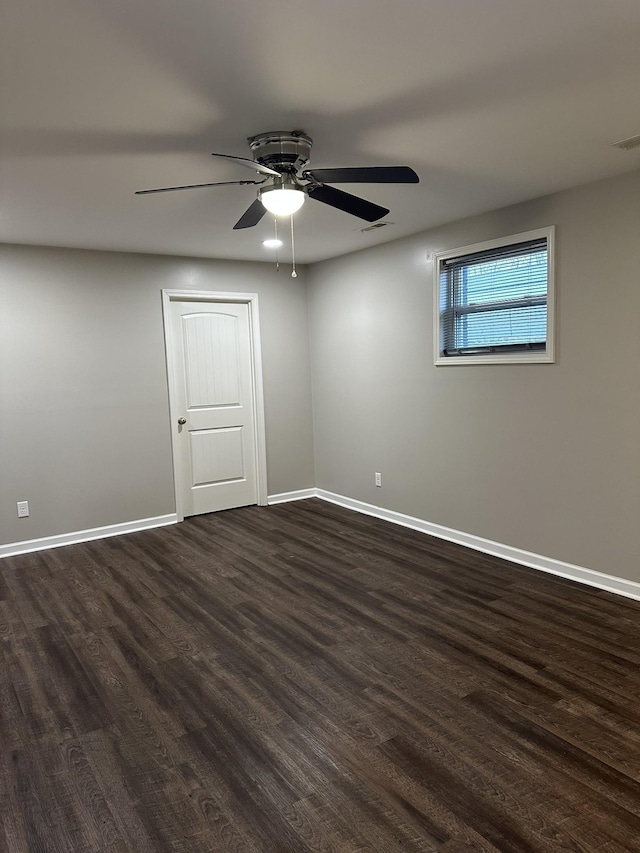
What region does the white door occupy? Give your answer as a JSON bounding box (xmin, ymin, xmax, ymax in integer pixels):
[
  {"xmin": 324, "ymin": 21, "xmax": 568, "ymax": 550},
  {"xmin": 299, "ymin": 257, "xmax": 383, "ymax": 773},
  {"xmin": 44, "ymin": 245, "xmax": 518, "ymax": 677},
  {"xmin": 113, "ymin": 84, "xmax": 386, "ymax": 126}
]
[{"xmin": 168, "ymin": 300, "xmax": 259, "ymax": 517}]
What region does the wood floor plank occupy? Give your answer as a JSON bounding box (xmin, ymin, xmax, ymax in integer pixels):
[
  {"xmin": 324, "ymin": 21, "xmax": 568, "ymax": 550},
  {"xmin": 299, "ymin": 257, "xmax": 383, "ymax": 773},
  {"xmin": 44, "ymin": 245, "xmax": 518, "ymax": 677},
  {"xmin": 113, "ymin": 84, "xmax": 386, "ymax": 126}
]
[{"xmin": 1, "ymin": 498, "xmax": 640, "ymax": 851}]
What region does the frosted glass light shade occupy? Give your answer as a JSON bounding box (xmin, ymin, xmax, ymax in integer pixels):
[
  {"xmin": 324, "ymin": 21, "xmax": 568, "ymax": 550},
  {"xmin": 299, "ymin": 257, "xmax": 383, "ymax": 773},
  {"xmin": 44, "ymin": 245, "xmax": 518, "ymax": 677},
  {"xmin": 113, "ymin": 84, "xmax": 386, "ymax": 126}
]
[{"xmin": 261, "ymin": 187, "xmax": 305, "ymax": 216}]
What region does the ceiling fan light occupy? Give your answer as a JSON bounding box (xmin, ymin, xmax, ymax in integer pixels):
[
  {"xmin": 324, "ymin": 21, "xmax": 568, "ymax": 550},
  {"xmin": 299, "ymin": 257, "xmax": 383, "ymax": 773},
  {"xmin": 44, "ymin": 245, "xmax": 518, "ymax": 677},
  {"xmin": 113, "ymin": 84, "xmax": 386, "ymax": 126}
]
[{"xmin": 260, "ymin": 187, "xmax": 305, "ymax": 216}]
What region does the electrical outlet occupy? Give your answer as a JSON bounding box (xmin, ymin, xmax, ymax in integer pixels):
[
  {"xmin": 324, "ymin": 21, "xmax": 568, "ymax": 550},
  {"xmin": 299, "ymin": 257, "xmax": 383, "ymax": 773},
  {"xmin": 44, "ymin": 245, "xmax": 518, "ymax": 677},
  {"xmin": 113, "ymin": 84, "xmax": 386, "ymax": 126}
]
[
  {"xmin": 17, "ymin": 500, "xmax": 30, "ymax": 518},
  {"xmin": 375, "ymin": 472, "xmax": 382, "ymax": 487}
]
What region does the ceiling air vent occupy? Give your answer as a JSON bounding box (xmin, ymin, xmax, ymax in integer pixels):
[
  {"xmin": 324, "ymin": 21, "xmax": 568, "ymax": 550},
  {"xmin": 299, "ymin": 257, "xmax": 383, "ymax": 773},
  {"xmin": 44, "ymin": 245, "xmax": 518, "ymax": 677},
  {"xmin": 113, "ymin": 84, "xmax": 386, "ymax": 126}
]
[
  {"xmin": 611, "ymin": 134, "xmax": 640, "ymax": 151},
  {"xmin": 360, "ymin": 221, "xmax": 391, "ymax": 233}
]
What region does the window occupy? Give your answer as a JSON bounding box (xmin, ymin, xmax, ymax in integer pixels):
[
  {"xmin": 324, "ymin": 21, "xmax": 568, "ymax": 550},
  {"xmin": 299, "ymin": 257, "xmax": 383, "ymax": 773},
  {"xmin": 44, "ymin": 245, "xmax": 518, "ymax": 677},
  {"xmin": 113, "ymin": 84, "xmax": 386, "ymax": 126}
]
[{"xmin": 434, "ymin": 226, "xmax": 555, "ymax": 365}]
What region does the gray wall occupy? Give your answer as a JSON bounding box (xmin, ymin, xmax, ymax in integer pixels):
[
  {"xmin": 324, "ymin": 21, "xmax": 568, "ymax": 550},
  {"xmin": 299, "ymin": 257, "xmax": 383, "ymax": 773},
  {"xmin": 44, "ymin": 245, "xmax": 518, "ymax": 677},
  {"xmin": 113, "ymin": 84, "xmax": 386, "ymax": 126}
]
[
  {"xmin": 308, "ymin": 169, "xmax": 640, "ymax": 583},
  {"xmin": 3, "ymin": 169, "xmax": 639, "ymax": 585},
  {"xmin": 0, "ymin": 246, "xmax": 315, "ymax": 545}
]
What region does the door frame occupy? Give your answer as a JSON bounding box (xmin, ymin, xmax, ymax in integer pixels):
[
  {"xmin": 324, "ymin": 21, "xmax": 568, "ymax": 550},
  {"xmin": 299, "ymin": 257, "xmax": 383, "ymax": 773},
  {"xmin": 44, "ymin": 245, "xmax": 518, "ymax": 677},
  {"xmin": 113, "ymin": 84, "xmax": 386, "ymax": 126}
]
[{"xmin": 161, "ymin": 289, "xmax": 268, "ymax": 521}]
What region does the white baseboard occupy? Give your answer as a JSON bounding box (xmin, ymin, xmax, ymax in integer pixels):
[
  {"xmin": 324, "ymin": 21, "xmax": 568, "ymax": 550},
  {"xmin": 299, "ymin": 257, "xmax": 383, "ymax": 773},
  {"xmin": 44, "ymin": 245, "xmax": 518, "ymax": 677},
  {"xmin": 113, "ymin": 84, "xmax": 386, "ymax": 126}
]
[
  {"xmin": 0, "ymin": 513, "xmax": 178, "ymax": 559},
  {"xmin": 277, "ymin": 488, "xmax": 640, "ymax": 603},
  {"xmin": 267, "ymin": 488, "xmax": 318, "ymax": 505},
  {"xmin": 4, "ymin": 490, "xmax": 639, "ymax": 604}
]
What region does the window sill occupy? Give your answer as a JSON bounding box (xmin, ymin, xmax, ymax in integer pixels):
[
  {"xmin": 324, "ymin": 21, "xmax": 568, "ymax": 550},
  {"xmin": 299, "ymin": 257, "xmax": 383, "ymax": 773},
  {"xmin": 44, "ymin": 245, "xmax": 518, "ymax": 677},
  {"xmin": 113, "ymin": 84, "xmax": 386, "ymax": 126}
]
[{"xmin": 435, "ymin": 350, "xmax": 555, "ymax": 366}]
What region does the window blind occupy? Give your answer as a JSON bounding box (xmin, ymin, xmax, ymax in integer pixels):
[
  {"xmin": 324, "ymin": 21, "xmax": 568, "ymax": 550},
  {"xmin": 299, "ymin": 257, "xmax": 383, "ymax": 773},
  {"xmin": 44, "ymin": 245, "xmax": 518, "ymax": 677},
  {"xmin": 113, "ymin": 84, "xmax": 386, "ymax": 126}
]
[{"xmin": 440, "ymin": 237, "xmax": 548, "ymax": 356}]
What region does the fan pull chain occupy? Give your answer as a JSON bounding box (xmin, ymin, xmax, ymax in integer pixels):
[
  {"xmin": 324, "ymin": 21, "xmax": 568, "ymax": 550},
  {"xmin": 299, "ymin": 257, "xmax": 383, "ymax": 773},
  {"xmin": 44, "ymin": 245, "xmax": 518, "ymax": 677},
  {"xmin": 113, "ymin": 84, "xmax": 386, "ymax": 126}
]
[
  {"xmin": 290, "ymin": 214, "xmax": 297, "ymax": 278},
  {"xmin": 274, "ymin": 216, "xmax": 280, "ymax": 272}
]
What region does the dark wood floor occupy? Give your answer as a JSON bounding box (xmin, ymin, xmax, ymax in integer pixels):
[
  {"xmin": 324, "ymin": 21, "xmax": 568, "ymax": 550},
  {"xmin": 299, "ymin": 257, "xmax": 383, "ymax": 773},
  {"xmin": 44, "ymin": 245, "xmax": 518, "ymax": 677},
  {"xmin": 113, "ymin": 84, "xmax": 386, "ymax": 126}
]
[{"xmin": 1, "ymin": 499, "xmax": 640, "ymax": 852}]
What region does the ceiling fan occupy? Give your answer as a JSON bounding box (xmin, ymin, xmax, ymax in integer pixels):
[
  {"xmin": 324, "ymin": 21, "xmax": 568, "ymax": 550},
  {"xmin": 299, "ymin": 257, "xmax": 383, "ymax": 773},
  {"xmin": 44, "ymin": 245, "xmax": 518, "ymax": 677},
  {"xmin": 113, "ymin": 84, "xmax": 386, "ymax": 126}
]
[{"xmin": 135, "ymin": 130, "xmax": 419, "ymax": 230}]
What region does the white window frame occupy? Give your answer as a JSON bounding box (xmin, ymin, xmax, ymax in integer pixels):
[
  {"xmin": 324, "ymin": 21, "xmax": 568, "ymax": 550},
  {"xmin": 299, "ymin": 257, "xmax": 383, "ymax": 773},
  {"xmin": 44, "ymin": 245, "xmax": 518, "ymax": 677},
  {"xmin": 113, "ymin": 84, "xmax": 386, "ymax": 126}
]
[{"xmin": 433, "ymin": 226, "xmax": 555, "ymax": 366}]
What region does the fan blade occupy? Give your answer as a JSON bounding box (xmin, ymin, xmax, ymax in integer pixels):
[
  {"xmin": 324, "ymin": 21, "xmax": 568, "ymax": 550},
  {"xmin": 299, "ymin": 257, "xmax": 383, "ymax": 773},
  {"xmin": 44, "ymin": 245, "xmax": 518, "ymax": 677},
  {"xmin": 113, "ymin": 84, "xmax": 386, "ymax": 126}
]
[
  {"xmin": 304, "ymin": 166, "xmax": 419, "ymax": 184},
  {"xmin": 307, "ymin": 185, "xmax": 389, "ymax": 222},
  {"xmin": 212, "ymin": 152, "xmax": 281, "ymax": 177},
  {"xmin": 135, "ymin": 179, "xmax": 262, "ymax": 195},
  {"xmin": 233, "ymin": 198, "xmax": 267, "ymax": 230}
]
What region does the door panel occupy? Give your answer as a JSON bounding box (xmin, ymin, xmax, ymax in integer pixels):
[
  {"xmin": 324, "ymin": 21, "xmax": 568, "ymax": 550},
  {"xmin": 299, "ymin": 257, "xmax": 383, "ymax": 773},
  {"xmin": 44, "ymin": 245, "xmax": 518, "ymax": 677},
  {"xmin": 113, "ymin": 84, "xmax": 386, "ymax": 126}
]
[
  {"xmin": 183, "ymin": 313, "xmax": 241, "ymax": 407},
  {"xmin": 170, "ymin": 301, "xmax": 258, "ymax": 516},
  {"xmin": 190, "ymin": 427, "xmax": 245, "ymax": 486}
]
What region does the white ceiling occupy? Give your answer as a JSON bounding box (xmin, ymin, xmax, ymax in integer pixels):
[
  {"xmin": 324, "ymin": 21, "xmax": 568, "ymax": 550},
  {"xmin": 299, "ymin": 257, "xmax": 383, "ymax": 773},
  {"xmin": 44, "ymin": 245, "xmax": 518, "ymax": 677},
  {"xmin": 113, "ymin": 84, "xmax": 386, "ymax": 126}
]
[{"xmin": 2, "ymin": 0, "xmax": 640, "ymax": 264}]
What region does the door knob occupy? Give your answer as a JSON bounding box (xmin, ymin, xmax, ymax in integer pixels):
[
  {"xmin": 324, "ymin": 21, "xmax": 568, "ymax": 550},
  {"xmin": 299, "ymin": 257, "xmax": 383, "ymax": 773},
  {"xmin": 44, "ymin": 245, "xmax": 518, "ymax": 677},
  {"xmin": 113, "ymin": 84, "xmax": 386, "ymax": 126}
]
[{"xmin": 178, "ymin": 417, "xmax": 187, "ymax": 425}]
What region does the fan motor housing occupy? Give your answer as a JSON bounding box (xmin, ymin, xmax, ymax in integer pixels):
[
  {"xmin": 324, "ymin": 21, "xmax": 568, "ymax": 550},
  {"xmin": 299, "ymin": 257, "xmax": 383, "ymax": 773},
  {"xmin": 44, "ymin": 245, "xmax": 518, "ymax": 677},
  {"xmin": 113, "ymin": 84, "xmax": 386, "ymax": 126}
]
[{"xmin": 248, "ymin": 131, "xmax": 312, "ymax": 174}]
